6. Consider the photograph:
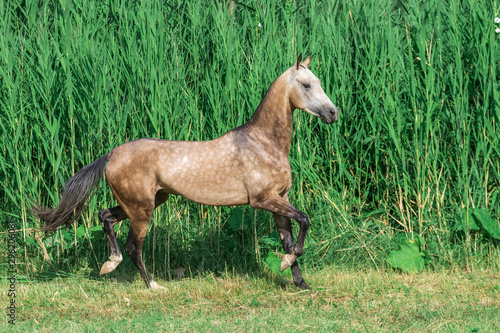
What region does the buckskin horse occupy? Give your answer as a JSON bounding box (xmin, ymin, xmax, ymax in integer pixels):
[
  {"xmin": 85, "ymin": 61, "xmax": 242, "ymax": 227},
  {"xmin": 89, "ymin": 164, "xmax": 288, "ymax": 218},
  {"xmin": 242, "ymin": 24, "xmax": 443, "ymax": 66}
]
[{"xmin": 33, "ymin": 54, "xmax": 339, "ymax": 290}]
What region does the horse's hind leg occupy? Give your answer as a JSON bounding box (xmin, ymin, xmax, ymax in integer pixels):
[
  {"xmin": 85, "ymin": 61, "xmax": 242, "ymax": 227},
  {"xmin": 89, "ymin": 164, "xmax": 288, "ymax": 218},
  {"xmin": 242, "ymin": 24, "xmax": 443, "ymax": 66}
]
[
  {"xmin": 124, "ymin": 207, "xmax": 160, "ymax": 289},
  {"xmin": 273, "ymin": 213, "xmax": 310, "ymax": 289},
  {"xmin": 123, "ymin": 192, "xmax": 169, "ymax": 289},
  {"xmin": 98, "ymin": 192, "xmax": 169, "ymax": 278},
  {"xmin": 98, "ymin": 206, "xmax": 127, "ymax": 275}
]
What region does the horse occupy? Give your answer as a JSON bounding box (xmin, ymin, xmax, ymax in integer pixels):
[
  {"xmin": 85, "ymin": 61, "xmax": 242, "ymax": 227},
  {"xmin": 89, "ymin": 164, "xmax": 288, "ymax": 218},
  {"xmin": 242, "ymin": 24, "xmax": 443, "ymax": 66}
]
[{"xmin": 33, "ymin": 54, "xmax": 339, "ymax": 290}]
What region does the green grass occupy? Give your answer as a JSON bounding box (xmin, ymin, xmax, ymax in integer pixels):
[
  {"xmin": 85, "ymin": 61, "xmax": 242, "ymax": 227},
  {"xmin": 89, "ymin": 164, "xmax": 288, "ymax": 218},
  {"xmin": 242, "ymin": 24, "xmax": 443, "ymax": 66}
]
[
  {"xmin": 2, "ymin": 268, "xmax": 500, "ymax": 332},
  {"xmin": 0, "ymin": 0, "xmax": 499, "ymax": 288}
]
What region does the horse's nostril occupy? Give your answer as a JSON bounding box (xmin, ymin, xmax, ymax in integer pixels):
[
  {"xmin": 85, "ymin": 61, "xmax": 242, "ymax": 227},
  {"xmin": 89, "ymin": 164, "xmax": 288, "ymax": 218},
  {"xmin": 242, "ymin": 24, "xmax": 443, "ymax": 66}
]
[{"xmin": 330, "ymin": 107, "xmax": 339, "ymax": 121}]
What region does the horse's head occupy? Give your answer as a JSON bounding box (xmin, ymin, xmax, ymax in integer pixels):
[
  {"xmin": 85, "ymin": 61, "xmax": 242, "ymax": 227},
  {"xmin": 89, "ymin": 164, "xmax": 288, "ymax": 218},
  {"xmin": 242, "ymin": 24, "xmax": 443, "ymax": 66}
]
[{"xmin": 288, "ymin": 54, "xmax": 339, "ymax": 124}]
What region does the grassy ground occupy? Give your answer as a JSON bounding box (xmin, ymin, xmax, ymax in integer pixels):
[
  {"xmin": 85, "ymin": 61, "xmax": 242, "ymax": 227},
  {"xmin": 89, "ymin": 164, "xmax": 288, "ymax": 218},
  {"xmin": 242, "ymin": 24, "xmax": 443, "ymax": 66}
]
[{"xmin": 2, "ymin": 267, "xmax": 500, "ymax": 332}]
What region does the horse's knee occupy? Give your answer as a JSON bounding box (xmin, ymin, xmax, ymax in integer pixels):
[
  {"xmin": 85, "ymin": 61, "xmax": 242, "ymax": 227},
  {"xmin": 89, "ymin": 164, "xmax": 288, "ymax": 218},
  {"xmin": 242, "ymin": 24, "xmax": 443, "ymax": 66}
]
[
  {"xmin": 98, "ymin": 209, "xmax": 114, "ymax": 225},
  {"xmin": 298, "ymin": 214, "xmax": 310, "ymax": 231},
  {"xmin": 99, "ymin": 206, "xmax": 127, "ymax": 227}
]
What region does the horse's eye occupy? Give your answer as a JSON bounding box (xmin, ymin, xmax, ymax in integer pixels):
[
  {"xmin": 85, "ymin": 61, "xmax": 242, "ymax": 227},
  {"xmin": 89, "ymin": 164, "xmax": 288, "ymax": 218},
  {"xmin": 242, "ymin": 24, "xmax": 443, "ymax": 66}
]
[{"xmin": 302, "ymin": 82, "xmax": 311, "ymax": 89}]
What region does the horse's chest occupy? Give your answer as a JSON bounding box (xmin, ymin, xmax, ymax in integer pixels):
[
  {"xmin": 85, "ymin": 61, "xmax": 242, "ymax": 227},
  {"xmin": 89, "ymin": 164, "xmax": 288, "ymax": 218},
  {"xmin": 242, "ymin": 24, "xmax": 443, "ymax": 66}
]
[
  {"xmin": 272, "ymin": 162, "xmax": 291, "ymax": 182},
  {"xmin": 255, "ymin": 158, "xmax": 292, "ymax": 190}
]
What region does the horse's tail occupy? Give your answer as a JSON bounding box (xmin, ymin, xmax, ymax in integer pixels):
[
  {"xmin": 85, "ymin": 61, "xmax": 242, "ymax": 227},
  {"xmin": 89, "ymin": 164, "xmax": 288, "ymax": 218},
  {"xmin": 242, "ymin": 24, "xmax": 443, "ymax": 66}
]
[{"xmin": 33, "ymin": 152, "xmax": 112, "ymax": 232}]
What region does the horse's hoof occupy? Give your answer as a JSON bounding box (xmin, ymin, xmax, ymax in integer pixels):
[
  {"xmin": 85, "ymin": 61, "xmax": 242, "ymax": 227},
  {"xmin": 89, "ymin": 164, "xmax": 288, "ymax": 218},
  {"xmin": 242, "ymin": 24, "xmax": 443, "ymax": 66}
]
[
  {"xmin": 295, "ymin": 280, "xmax": 310, "ymax": 289},
  {"xmin": 280, "ymin": 254, "xmax": 298, "ymax": 272},
  {"xmin": 99, "ymin": 260, "xmax": 119, "ymax": 275},
  {"xmin": 150, "ymin": 281, "xmax": 166, "ymax": 290},
  {"xmin": 99, "ymin": 254, "xmax": 122, "ymax": 275}
]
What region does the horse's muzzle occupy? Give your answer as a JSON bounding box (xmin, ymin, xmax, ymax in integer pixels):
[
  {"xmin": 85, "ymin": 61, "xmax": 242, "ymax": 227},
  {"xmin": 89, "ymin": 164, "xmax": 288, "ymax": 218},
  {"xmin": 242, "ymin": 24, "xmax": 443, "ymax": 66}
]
[{"xmin": 322, "ymin": 106, "xmax": 338, "ymax": 124}]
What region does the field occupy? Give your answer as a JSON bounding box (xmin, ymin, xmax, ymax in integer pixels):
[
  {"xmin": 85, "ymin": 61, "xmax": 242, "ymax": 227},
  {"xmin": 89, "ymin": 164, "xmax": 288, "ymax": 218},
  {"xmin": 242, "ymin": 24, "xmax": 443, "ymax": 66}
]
[
  {"xmin": 1, "ymin": 0, "xmax": 500, "ymax": 330},
  {"xmin": 2, "ymin": 269, "xmax": 500, "ymax": 332}
]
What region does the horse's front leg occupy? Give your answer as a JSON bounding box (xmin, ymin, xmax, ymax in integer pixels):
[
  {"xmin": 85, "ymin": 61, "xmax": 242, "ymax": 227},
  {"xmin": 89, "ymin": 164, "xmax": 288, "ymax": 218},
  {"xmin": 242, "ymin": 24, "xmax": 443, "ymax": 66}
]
[
  {"xmin": 251, "ymin": 194, "xmax": 310, "ymax": 280},
  {"xmin": 273, "ymin": 212, "xmax": 310, "ymax": 289}
]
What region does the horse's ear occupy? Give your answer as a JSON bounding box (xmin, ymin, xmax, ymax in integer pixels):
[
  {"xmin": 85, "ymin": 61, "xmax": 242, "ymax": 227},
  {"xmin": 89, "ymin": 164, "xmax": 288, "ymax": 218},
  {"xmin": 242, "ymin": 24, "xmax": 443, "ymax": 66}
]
[
  {"xmin": 295, "ymin": 53, "xmax": 302, "ymax": 70},
  {"xmin": 302, "ymin": 54, "xmax": 311, "ymax": 68}
]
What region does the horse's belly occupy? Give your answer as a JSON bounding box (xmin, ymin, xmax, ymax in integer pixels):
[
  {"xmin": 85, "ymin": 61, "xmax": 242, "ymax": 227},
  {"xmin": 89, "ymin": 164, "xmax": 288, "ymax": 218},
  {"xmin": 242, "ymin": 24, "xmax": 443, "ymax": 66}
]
[
  {"xmin": 162, "ymin": 175, "xmax": 249, "ymax": 206},
  {"xmin": 182, "ymin": 186, "xmax": 249, "ymax": 206}
]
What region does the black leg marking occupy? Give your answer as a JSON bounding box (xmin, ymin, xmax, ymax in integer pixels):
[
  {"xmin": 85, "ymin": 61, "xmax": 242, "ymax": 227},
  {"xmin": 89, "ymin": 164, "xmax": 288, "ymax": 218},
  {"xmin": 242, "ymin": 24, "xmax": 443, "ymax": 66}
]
[
  {"xmin": 252, "ymin": 194, "xmax": 310, "ymax": 275},
  {"xmin": 98, "ymin": 206, "xmax": 127, "ymax": 274},
  {"xmin": 124, "ymin": 232, "xmax": 153, "ymax": 288},
  {"xmin": 273, "ymin": 213, "xmax": 310, "ymax": 289}
]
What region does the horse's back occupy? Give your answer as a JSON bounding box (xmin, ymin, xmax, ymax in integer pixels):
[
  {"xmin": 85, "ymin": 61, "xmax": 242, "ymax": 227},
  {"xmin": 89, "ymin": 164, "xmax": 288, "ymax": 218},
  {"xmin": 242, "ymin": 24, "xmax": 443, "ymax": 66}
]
[{"xmin": 105, "ymin": 137, "xmax": 250, "ymax": 206}]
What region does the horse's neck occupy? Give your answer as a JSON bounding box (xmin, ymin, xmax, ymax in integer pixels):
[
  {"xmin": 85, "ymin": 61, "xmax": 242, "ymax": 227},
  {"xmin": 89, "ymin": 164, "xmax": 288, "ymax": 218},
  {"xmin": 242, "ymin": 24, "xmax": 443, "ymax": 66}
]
[{"xmin": 246, "ymin": 76, "xmax": 294, "ymax": 155}]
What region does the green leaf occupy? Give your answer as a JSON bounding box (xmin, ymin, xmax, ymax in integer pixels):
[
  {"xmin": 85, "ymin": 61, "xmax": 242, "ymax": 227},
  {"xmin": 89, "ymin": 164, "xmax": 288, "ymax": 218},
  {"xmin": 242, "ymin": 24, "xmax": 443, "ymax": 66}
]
[
  {"xmin": 473, "ymin": 208, "xmax": 500, "ymax": 240},
  {"xmin": 386, "ymin": 238, "xmax": 431, "ymax": 273},
  {"xmin": 405, "ymin": 235, "xmax": 425, "ymax": 248},
  {"xmin": 265, "ymin": 252, "xmax": 282, "ymax": 274},
  {"xmin": 228, "ymin": 207, "xmax": 247, "ymax": 232},
  {"xmin": 76, "ymin": 225, "xmax": 86, "ymax": 239},
  {"xmin": 60, "ymin": 230, "xmax": 72, "ymax": 242},
  {"xmin": 264, "ymin": 252, "xmax": 291, "ymax": 278},
  {"xmin": 90, "ymin": 225, "xmax": 104, "ymax": 240},
  {"xmin": 43, "ymin": 234, "xmax": 57, "ymax": 248},
  {"xmin": 262, "ymin": 231, "xmax": 281, "ymax": 247},
  {"xmin": 455, "ymin": 207, "xmax": 480, "ymax": 231}
]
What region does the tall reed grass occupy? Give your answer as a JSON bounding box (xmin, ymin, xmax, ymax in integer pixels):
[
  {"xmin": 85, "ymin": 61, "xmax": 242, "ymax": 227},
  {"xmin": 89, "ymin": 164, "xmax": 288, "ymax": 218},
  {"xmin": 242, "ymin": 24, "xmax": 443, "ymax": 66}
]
[{"xmin": 1, "ymin": 0, "xmax": 499, "ymax": 277}]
